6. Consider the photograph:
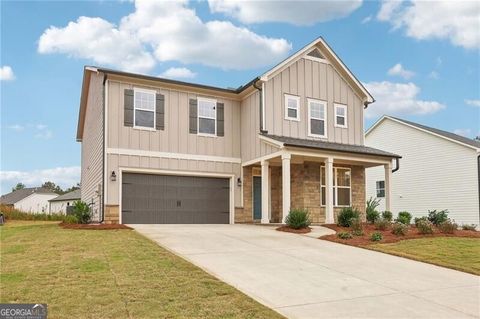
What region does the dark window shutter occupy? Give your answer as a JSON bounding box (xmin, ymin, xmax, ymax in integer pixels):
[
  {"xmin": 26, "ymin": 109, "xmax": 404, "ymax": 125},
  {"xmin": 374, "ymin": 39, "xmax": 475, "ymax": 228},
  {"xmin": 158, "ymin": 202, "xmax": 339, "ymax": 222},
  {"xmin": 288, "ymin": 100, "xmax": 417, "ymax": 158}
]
[
  {"xmin": 189, "ymin": 99, "xmax": 198, "ymax": 134},
  {"xmin": 124, "ymin": 89, "xmax": 134, "ymax": 127},
  {"xmin": 156, "ymin": 93, "xmax": 165, "ymax": 130},
  {"xmin": 216, "ymin": 102, "xmax": 224, "ymax": 137}
]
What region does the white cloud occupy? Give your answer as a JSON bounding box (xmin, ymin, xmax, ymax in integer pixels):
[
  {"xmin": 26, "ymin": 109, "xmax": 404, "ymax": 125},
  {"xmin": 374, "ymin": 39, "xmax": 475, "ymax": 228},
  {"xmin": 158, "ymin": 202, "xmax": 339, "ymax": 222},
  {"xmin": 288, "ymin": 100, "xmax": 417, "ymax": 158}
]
[
  {"xmin": 7, "ymin": 124, "xmax": 24, "ymax": 132},
  {"xmin": 377, "ymin": 0, "xmax": 480, "ymax": 49},
  {"xmin": 364, "ymin": 81, "xmax": 445, "ymax": 118},
  {"xmin": 0, "ymin": 65, "xmax": 15, "ymax": 81},
  {"xmin": 465, "ymin": 99, "xmax": 480, "ymax": 107},
  {"xmin": 453, "ymin": 128, "xmax": 471, "ymax": 137},
  {"xmin": 38, "ymin": 0, "xmax": 292, "ymax": 72},
  {"xmin": 208, "ymin": 0, "xmax": 362, "ymax": 25},
  {"xmin": 160, "ymin": 67, "xmax": 196, "ymax": 79},
  {"xmin": 34, "ymin": 124, "xmax": 53, "ymax": 140},
  {"xmin": 387, "ymin": 63, "xmax": 415, "ymax": 79},
  {"xmin": 0, "ymin": 166, "xmax": 81, "ymax": 194},
  {"xmin": 361, "ymin": 15, "xmax": 372, "ymax": 24}
]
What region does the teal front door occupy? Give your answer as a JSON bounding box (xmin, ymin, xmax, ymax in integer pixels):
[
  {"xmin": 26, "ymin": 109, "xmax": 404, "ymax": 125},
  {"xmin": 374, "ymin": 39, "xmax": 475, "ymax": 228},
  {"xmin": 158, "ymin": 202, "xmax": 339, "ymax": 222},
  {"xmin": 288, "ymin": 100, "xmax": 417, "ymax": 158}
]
[{"xmin": 253, "ymin": 176, "xmax": 262, "ymax": 220}]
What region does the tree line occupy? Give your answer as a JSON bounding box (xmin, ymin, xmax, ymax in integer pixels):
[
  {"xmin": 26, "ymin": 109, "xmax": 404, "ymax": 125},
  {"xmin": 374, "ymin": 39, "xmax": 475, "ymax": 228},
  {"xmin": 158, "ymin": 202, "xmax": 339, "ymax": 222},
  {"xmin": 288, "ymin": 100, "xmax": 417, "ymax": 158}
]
[{"xmin": 12, "ymin": 181, "xmax": 80, "ymax": 195}]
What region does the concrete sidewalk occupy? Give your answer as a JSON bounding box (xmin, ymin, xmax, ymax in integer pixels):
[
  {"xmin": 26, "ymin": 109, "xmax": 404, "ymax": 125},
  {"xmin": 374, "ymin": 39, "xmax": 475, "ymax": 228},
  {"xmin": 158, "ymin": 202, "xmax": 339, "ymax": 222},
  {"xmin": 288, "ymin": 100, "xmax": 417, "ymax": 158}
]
[{"xmin": 132, "ymin": 224, "xmax": 480, "ymax": 319}]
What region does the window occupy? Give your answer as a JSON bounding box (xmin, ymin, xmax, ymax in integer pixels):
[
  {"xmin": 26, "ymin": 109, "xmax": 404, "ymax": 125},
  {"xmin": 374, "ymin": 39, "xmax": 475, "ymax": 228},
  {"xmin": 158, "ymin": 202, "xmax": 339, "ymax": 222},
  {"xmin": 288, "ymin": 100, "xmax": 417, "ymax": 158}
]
[
  {"xmin": 134, "ymin": 89, "xmax": 156, "ymax": 129},
  {"xmin": 284, "ymin": 94, "xmax": 300, "ymax": 121},
  {"xmin": 198, "ymin": 97, "xmax": 216, "ymax": 135},
  {"xmin": 308, "ymin": 99, "xmax": 327, "ymax": 137},
  {"xmin": 321, "ymin": 166, "xmax": 351, "ymax": 206},
  {"xmin": 376, "ymin": 181, "xmax": 385, "ymax": 198},
  {"xmin": 334, "ymin": 103, "xmax": 347, "ymax": 128}
]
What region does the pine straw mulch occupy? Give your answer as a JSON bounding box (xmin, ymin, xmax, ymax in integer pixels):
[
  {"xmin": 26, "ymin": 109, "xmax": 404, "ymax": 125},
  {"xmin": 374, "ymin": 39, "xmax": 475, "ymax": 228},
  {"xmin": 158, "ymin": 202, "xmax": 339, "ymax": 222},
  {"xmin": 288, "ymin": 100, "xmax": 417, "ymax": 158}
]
[
  {"xmin": 320, "ymin": 223, "xmax": 480, "ymax": 246},
  {"xmin": 276, "ymin": 226, "xmax": 311, "ymax": 234}
]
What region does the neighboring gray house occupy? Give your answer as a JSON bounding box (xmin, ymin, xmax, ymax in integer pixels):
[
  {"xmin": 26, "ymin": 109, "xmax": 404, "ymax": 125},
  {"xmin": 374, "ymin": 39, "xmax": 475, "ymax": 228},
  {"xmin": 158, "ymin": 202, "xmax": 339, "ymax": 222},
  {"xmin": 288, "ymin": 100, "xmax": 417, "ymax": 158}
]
[
  {"xmin": 77, "ymin": 37, "xmax": 399, "ymax": 224},
  {"xmin": 366, "ymin": 116, "xmax": 480, "ymax": 226},
  {"xmin": 49, "ymin": 189, "xmax": 81, "ymax": 214},
  {"xmin": 0, "ymin": 187, "xmax": 58, "ymax": 213}
]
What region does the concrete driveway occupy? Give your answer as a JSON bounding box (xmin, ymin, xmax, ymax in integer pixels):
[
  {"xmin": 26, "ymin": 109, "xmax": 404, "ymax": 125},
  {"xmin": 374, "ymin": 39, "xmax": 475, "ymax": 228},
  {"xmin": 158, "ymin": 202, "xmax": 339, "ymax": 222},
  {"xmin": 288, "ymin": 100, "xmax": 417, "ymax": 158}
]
[{"xmin": 132, "ymin": 224, "xmax": 480, "ymax": 319}]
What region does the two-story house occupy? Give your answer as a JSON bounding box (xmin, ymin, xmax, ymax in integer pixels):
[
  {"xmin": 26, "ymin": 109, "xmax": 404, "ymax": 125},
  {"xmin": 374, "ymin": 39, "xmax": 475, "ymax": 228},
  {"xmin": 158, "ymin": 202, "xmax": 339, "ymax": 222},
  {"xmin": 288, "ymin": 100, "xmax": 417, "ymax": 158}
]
[{"xmin": 76, "ymin": 37, "xmax": 400, "ymax": 225}]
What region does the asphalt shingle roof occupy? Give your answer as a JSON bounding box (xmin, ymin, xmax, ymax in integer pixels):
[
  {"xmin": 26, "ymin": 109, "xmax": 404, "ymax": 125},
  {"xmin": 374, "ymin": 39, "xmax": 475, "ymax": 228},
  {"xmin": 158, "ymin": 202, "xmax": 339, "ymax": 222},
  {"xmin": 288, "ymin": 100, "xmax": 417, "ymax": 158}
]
[
  {"xmin": 0, "ymin": 187, "xmax": 58, "ymax": 205},
  {"xmin": 263, "ymin": 134, "xmax": 401, "ymax": 158},
  {"xmin": 48, "ymin": 189, "xmax": 81, "ymax": 202}
]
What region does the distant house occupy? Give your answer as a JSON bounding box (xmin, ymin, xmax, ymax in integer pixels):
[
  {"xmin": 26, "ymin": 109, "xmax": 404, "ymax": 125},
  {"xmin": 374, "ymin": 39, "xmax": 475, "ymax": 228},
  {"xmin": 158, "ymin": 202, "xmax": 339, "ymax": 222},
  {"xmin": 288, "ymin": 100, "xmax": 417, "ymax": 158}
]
[
  {"xmin": 0, "ymin": 187, "xmax": 58, "ymax": 213},
  {"xmin": 49, "ymin": 189, "xmax": 81, "ymax": 214},
  {"xmin": 366, "ymin": 116, "xmax": 480, "ymax": 226}
]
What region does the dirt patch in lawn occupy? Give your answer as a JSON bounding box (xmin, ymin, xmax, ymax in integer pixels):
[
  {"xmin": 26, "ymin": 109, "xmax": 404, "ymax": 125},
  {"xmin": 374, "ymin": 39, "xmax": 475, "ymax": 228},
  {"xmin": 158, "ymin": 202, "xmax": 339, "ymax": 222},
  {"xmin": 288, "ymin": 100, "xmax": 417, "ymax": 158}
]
[
  {"xmin": 320, "ymin": 223, "xmax": 480, "ymax": 246},
  {"xmin": 59, "ymin": 223, "xmax": 132, "ymax": 230},
  {"xmin": 276, "ymin": 226, "xmax": 311, "ymax": 234}
]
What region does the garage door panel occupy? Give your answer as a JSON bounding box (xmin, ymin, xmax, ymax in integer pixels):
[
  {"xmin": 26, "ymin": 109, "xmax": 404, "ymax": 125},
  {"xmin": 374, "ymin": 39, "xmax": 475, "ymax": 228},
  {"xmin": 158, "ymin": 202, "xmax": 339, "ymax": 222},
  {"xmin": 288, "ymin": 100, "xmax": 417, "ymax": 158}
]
[{"xmin": 122, "ymin": 173, "xmax": 230, "ymax": 224}]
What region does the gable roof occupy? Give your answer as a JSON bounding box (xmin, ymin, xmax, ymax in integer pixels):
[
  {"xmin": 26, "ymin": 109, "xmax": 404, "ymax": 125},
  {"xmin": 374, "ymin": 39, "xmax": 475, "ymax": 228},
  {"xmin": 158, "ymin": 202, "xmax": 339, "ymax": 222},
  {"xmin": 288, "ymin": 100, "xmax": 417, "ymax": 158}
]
[
  {"xmin": 262, "ymin": 134, "xmax": 400, "ymax": 158},
  {"xmin": 0, "ymin": 187, "xmax": 58, "ymax": 205},
  {"xmin": 366, "ymin": 116, "xmax": 480, "ymax": 150},
  {"xmin": 48, "ymin": 189, "xmax": 81, "ymax": 202}
]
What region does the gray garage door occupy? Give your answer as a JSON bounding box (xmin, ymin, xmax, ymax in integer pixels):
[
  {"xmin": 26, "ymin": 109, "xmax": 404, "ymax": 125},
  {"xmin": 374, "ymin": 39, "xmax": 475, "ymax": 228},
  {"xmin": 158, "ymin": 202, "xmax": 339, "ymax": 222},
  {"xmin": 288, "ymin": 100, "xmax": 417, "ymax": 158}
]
[{"xmin": 122, "ymin": 173, "xmax": 230, "ymax": 224}]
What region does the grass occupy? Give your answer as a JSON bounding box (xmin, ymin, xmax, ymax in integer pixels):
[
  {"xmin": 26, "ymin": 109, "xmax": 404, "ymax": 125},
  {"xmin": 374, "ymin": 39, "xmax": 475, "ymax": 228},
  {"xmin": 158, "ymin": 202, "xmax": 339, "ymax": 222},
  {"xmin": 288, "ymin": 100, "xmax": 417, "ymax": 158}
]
[
  {"xmin": 0, "ymin": 221, "xmax": 283, "ymax": 318},
  {"xmin": 370, "ymin": 237, "xmax": 480, "ymax": 275}
]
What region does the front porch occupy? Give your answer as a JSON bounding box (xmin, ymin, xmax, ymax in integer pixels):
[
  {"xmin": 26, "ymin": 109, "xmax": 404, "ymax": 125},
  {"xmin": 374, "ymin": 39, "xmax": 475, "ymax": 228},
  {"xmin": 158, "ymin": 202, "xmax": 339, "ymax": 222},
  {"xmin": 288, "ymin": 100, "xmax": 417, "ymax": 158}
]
[{"xmin": 236, "ymin": 148, "xmax": 395, "ymax": 224}]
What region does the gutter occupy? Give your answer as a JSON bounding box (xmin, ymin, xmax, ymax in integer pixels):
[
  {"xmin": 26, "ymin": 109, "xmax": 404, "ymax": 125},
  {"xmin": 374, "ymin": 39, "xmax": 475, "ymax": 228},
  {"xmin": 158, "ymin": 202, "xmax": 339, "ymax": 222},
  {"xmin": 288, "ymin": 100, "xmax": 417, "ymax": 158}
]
[{"xmin": 364, "ymin": 98, "xmax": 376, "ymax": 109}]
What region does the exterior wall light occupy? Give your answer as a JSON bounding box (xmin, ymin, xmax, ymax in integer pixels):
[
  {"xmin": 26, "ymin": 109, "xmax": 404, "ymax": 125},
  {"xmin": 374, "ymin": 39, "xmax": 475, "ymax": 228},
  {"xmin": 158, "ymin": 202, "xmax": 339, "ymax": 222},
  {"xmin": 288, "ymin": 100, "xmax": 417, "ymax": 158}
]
[
  {"xmin": 237, "ymin": 177, "xmax": 242, "ymax": 187},
  {"xmin": 110, "ymin": 171, "xmax": 117, "ymax": 182}
]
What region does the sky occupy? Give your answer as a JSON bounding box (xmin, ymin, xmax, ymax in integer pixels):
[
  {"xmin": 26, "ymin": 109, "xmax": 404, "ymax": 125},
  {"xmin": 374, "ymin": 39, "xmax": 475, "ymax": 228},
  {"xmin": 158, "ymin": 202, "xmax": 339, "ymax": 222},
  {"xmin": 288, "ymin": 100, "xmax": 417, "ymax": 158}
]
[{"xmin": 1, "ymin": 0, "xmax": 479, "ymax": 194}]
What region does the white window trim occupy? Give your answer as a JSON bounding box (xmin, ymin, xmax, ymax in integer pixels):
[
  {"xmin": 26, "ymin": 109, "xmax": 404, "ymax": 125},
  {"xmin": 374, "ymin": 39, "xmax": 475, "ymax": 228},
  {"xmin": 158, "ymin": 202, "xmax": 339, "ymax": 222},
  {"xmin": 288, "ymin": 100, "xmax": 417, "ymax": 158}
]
[
  {"xmin": 284, "ymin": 94, "xmax": 300, "ymax": 121},
  {"xmin": 320, "ymin": 166, "xmax": 352, "ymax": 207},
  {"xmin": 376, "ymin": 180, "xmax": 385, "ymax": 198},
  {"xmin": 133, "ymin": 88, "xmax": 156, "ymax": 131},
  {"xmin": 307, "ymin": 98, "xmax": 327, "ymax": 138},
  {"xmin": 197, "ymin": 97, "xmax": 217, "ymax": 137},
  {"xmin": 334, "ymin": 103, "xmax": 348, "ymax": 128}
]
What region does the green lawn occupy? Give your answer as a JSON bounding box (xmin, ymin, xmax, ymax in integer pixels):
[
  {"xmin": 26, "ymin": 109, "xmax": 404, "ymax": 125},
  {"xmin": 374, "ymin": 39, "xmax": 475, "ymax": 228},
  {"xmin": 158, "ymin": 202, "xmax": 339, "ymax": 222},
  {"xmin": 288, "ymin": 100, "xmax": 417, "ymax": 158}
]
[
  {"xmin": 370, "ymin": 237, "xmax": 480, "ymax": 275},
  {"xmin": 0, "ymin": 221, "xmax": 283, "ymax": 318}
]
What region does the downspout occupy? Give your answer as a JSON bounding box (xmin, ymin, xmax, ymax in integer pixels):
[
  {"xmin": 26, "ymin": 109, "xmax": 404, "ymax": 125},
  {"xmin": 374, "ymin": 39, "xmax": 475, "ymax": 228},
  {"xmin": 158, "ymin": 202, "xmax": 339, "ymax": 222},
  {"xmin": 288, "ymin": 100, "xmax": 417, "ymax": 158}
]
[
  {"xmin": 392, "ymin": 157, "xmax": 400, "ymax": 173},
  {"xmin": 99, "ymin": 73, "xmax": 107, "ymax": 224},
  {"xmin": 363, "ymin": 98, "xmax": 376, "ymax": 109},
  {"xmin": 477, "ymin": 154, "xmax": 480, "ymax": 223},
  {"xmin": 253, "ymin": 80, "xmax": 267, "ymax": 134}
]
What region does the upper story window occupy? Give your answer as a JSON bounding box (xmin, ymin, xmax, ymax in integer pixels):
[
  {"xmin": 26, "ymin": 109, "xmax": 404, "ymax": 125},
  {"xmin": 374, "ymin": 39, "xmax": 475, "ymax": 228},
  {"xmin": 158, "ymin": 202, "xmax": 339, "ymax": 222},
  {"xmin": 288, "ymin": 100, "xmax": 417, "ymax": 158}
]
[
  {"xmin": 284, "ymin": 94, "xmax": 300, "ymax": 121},
  {"xmin": 134, "ymin": 89, "xmax": 156, "ymax": 129},
  {"xmin": 334, "ymin": 103, "xmax": 347, "ymax": 128},
  {"xmin": 198, "ymin": 97, "xmax": 216, "ymax": 136},
  {"xmin": 376, "ymin": 181, "xmax": 385, "ymax": 198},
  {"xmin": 308, "ymin": 99, "xmax": 327, "ymax": 138}
]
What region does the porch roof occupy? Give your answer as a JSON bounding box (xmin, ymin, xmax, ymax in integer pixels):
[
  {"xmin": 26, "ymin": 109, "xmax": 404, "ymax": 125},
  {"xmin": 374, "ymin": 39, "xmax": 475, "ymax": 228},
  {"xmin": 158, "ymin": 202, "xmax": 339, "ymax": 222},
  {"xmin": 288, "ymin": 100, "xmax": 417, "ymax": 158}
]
[{"xmin": 261, "ymin": 134, "xmax": 401, "ymax": 159}]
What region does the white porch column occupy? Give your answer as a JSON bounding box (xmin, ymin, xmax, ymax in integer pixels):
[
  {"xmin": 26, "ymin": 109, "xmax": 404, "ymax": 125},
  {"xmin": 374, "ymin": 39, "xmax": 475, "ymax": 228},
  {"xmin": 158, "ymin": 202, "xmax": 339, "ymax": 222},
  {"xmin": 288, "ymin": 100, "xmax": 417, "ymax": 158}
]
[
  {"xmin": 385, "ymin": 162, "xmax": 392, "ymax": 212},
  {"xmin": 325, "ymin": 157, "xmax": 334, "ymax": 224},
  {"xmin": 261, "ymin": 160, "xmax": 270, "ymax": 224},
  {"xmin": 282, "ymin": 153, "xmax": 291, "ymax": 223}
]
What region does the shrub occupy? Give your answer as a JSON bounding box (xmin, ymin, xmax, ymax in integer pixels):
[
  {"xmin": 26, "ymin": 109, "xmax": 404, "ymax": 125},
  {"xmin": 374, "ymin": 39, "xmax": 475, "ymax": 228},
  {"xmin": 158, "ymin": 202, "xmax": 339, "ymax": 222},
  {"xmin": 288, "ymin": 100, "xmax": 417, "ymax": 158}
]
[
  {"xmin": 0, "ymin": 204, "xmax": 64, "ymax": 221},
  {"xmin": 414, "ymin": 216, "xmax": 428, "ymax": 227},
  {"xmin": 391, "ymin": 222, "xmax": 408, "ymax": 236},
  {"xmin": 366, "ymin": 197, "xmax": 380, "ymax": 224},
  {"xmin": 417, "ymin": 219, "xmax": 434, "ymax": 235},
  {"xmin": 427, "ymin": 209, "xmax": 449, "ymax": 226},
  {"xmin": 395, "ymin": 211, "xmax": 412, "ymax": 225},
  {"xmin": 438, "ymin": 219, "xmax": 458, "ymax": 234},
  {"xmin": 337, "ymin": 232, "xmax": 353, "ymax": 239},
  {"xmin": 285, "ymin": 208, "xmax": 311, "ymax": 229},
  {"xmin": 350, "ymin": 218, "xmax": 364, "ymax": 236},
  {"xmin": 370, "ymin": 232, "xmax": 383, "ymax": 242},
  {"xmin": 374, "ymin": 218, "xmax": 390, "ymax": 231},
  {"xmin": 337, "ymin": 207, "xmax": 360, "ymax": 227},
  {"xmin": 62, "ymin": 215, "xmax": 79, "ymax": 224},
  {"xmin": 462, "ymin": 224, "xmax": 478, "ymax": 231},
  {"xmin": 382, "ymin": 211, "xmax": 393, "ymax": 222},
  {"xmin": 73, "ymin": 201, "xmax": 91, "ymax": 224}
]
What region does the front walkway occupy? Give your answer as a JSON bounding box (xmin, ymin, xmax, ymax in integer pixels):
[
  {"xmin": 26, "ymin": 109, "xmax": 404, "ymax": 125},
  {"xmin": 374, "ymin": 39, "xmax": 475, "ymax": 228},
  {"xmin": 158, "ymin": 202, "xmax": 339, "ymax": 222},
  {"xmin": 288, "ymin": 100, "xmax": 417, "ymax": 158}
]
[{"xmin": 132, "ymin": 224, "xmax": 479, "ymax": 319}]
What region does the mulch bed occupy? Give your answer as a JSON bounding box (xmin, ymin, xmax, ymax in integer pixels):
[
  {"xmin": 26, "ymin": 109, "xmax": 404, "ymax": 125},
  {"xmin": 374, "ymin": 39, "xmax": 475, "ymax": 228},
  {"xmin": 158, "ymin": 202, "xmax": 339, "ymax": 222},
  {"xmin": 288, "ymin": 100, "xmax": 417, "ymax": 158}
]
[
  {"xmin": 59, "ymin": 223, "xmax": 132, "ymax": 230},
  {"xmin": 320, "ymin": 223, "xmax": 480, "ymax": 246},
  {"xmin": 276, "ymin": 226, "xmax": 311, "ymax": 234}
]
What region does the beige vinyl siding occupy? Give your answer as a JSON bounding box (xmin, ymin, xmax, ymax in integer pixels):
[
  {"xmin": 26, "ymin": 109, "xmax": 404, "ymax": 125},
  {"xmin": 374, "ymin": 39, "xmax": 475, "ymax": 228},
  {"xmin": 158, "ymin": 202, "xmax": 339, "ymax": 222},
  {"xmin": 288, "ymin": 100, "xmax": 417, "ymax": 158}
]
[
  {"xmin": 264, "ymin": 58, "xmax": 364, "ymax": 145},
  {"xmin": 80, "ymin": 72, "xmax": 104, "ymax": 221},
  {"xmin": 366, "ymin": 118, "xmax": 480, "ymax": 226},
  {"xmin": 240, "ymin": 91, "xmax": 280, "ymax": 162}
]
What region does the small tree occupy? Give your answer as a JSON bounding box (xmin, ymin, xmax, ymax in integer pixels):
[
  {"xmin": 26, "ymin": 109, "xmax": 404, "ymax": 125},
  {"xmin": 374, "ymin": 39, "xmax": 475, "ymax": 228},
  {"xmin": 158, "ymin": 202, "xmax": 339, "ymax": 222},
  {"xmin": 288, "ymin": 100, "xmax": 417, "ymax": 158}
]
[
  {"xmin": 72, "ymin": 201, "xmax": 91, "ymax": 224},
  {"xmin": 42, "ymin": 181, "xmax": 64, "ymax": 194},
  {"xmin": 12, "ymin": 182, "xmax": 26, "ymax": 192}
]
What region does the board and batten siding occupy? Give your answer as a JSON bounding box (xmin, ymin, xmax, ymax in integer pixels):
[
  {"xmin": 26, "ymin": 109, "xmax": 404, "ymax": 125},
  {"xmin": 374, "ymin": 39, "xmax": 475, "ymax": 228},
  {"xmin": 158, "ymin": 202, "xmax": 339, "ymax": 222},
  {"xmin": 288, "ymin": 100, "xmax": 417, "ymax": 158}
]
[
  {"xmin": 264, "ymin": 58, "xmax": 364, "ymax": 145},
  {"xmin": 365, "ymin": 119, "xmax": 480, "ymax": 226},
  {"xmin": 240, "ymin": 91, "xmax": 280, "ymax": 162},
  {"xmin": 105, "ymin": 79, "xmax": 242, "ymax": 207},
  {"xmin": 80, "ymin": 72, "xmax": 104, "ymax": 221}
]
